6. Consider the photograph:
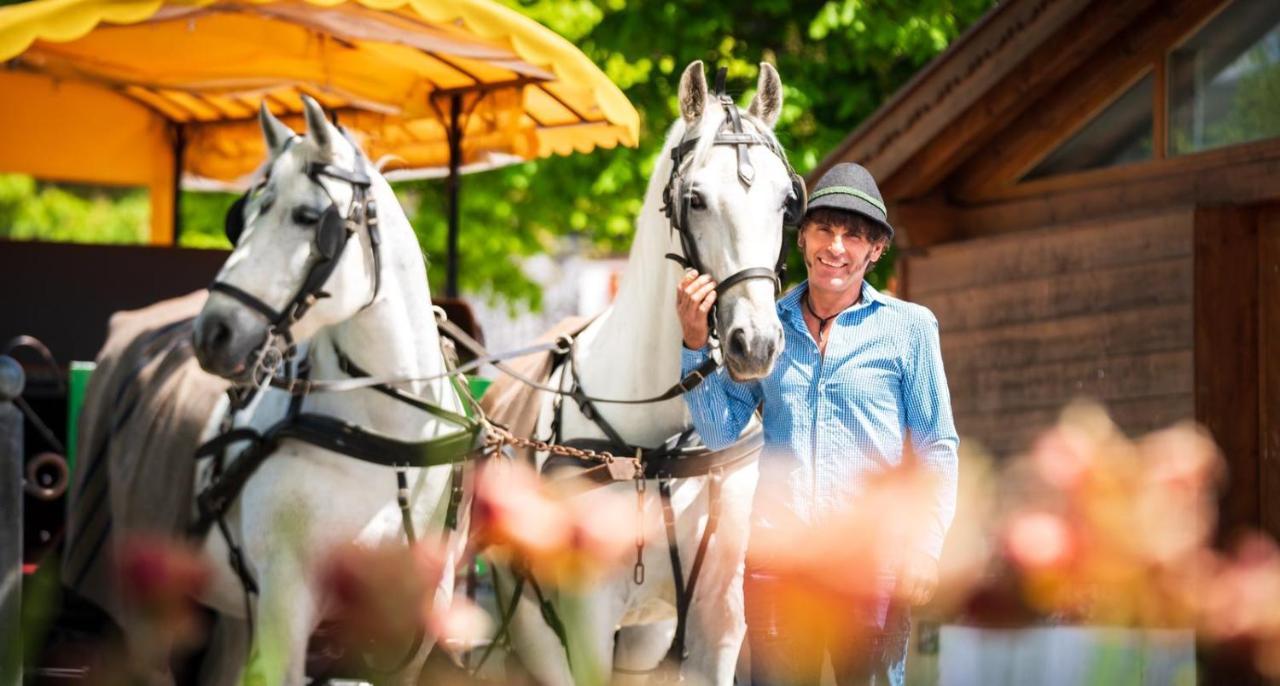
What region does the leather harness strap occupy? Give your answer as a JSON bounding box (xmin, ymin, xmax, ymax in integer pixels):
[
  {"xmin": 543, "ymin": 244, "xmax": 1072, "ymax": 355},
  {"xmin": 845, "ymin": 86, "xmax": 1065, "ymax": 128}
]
[
  {"xmin": 659, "ymin": 480, "xmax": 686, "ymax": 655},
  {"xmin": 545, "ymin": 424, "xmax": 763, "ymax": 483},
  {"xmin": 437, "ymin": 316, "xmax": 722, "ymax": 404},
  {"xmin": 190, "ymin": 345, "xmax": 484, "ymax": 540}
]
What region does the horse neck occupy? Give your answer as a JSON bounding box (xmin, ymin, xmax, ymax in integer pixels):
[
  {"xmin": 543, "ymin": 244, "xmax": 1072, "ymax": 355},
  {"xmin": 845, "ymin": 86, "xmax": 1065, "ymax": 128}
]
[
  {"xmin": 308, "ymin": 177, "xmax": 462, "ymax": 439},
  {"xmin": 568, "ymin": 135, "xmax": 691, "ymax": 445}
]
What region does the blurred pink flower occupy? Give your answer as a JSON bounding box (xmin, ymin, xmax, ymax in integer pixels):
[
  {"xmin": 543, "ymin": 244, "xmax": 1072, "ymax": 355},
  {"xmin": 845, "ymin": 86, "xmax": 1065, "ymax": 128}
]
[
  {"xmin": 116, "ymin": 535, "xmax": 211, "ymax": 647},
  {"xmin": 1004, "ymin": 511, "xmax": 1075, "ymax": 571},
  {"xmin": 427, "ymin": 598, "xmax": 493, "ymax": 647},
  {"xmin": 472, "ymin": 459, "xmax": 652, "ymax": 587},
  {"xmin": 1030, "ymin": 425, "xmax": 1097, "ymax": 491}
]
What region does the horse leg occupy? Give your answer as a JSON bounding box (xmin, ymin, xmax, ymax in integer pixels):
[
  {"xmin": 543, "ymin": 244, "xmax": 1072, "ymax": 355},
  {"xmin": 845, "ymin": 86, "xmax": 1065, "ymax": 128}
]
[
  {"xmin": 682, "ymin": 469, "xmax": 755, "ymax": 686},
  {"xmin": 197, "ymin": 615, "xmax": 250, "ymax": 686},
  {"xmin": 496, "ymin": 567, "xmax": 574, "ymax": 686},
  {"xmin": 389, "ymin": 560, "xmax": 454, "ymax": 686},
  {"xmin": 242, "ymin": 556, "xmax": 319, "ymax": 686},
  {"xmin": 560, "ymin": 587, "xmax": 623, "ymax": 686},
  {"xmin": 118, "ymin": 613, "xmax": 177, "ymax": 686},
  {"xmin": 681, "ymin": 564, "xmax": 747, "ymax": 686},
  {"xmin": 614, "ymin": 619, "xmax": 677, "ymax": 683}
]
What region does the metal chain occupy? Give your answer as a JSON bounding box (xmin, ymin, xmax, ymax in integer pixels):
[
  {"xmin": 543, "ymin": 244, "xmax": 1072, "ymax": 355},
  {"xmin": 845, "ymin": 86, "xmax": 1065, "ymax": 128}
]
[
  {"xmin": 484, "ymin": 424, "xmax": 618, "ymax": 463},
  {"xmin": 634, "ymin": 476, "xmax": 647, "ymax": 584},
  {"xmin": 482, "ymin": 424, "xmax": 647, "ymax": 583}
]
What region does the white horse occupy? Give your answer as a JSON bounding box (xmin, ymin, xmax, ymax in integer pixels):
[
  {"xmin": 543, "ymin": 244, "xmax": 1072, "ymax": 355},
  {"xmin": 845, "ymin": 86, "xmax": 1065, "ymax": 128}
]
[
  {"xmin": 188, "ymin": 96, "xmax": 472, "ymax": 685},
  {"xmin": 503, "ymin": 61, "xmax": 792, "ymax": 686}
]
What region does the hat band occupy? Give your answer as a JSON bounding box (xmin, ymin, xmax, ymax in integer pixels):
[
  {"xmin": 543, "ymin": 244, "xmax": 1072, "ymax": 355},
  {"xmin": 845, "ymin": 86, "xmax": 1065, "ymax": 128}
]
[{"xmin": 809, "ymin": 186, "xmax": 886, "ymax": 215}]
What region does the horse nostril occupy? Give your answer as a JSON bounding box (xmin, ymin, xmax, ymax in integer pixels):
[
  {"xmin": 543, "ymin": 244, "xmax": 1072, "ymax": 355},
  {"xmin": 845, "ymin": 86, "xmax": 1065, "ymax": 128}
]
[
  {"xmin": 728, "ymin": 328, "xmax": 749, "ymax": 359},
  {"xmin": 761, "ymin": 335, "xmax": 777, "ymax": 360},
  {"xmin": 210, "ymin": 320, "xmax": 232, "ymax": 351},
  {"xmin": 197, "ymin": 315, "xmax": 233, "ymax": 356}
]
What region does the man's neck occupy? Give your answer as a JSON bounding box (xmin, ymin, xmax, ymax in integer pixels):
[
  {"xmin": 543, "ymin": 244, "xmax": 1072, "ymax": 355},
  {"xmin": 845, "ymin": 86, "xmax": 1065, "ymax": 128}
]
[{"xmin": 807, "ymin": 278, "xmax": 864, "ymax": 317}]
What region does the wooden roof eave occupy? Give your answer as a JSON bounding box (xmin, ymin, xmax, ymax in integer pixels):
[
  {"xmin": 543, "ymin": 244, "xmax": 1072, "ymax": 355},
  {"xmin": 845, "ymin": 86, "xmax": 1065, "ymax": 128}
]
[{"xmin": 808, "ymin": 0, "xmax": 1096, "ymax": 189}]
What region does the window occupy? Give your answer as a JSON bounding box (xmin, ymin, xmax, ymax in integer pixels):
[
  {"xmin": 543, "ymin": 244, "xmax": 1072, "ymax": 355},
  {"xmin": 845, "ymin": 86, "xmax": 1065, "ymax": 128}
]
[
  {"xmin": 1017, "ymin": 0, "xmax": 1280, "ymax": 185},
  {"xmin": 1169, "ymin": 1, "xmax": 1280, "ymax": 155},
  {"xmin": 1025, "ymin": 73, "xmax": 1154, "ymax": 180}
]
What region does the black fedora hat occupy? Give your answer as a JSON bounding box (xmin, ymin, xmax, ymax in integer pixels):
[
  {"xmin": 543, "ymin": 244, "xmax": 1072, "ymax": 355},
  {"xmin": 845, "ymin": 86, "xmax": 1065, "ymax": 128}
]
[{"xmin": 805, "ymin": 162, "xmax": 893, "ymax": 240}]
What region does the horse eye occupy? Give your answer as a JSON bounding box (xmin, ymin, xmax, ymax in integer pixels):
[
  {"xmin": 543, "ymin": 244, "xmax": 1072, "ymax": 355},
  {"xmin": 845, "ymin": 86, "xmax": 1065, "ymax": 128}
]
[
  {"xmin": 689, "ymin": 191, "xmax": 707, "ymax": 210},
  {"xmin": 292, "ymin": 205, "xmax": 322, "ymax": 226}
]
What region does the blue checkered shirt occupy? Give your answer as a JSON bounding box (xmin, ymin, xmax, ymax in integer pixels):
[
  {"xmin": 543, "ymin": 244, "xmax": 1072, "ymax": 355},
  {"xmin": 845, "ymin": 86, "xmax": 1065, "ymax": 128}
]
[{"xmin": 681, "ymin": 280, "xmax": 959, "ymax": 560}]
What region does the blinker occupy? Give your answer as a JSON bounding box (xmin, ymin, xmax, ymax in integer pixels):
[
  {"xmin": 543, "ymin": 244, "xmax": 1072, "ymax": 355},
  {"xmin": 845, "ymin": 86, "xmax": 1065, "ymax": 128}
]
[
  {"xmin": 316, "ymin": 206, "xmax": 347, "ymax": 260},
  {"xmin": 225, "ymin": 194, "xmax": 248, "ymax": 245}
]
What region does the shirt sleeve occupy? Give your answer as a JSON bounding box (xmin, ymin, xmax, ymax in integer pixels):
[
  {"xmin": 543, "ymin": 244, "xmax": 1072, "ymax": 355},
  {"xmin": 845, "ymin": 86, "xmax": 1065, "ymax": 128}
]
[
  {"xmin": 680, "ymin": 345, "xmax": 762, "ymax": 450},
  {"xmin": 903, "ymin": 312, "xmax": 960, "ymax": 562}
]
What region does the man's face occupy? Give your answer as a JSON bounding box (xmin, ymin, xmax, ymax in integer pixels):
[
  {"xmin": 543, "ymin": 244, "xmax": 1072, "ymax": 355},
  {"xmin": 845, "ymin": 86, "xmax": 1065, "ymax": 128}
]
[{"xmin": 799, "ymin": 213, "xmax": 887, "ymax": 296}]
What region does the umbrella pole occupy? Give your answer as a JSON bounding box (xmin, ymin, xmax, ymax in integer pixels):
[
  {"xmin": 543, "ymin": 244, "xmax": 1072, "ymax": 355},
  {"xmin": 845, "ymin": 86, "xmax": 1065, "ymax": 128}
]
[
  {"xmin": 446, "ymin": 94, "xmax": 462, "ymax": 298},
  {"xmin": 172, "ymin": 124, "xmax": 185, "ymax": 246}
]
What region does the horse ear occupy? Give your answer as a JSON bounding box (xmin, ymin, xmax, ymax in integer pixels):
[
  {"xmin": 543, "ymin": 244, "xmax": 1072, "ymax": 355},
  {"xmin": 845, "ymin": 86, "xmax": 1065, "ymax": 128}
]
[
  {"xmin": 748, "ymin": 62, "xmax": 783, "ymax": 128},
  {"xmin": 679, "ymin": 60, "xmax": 708, "ymax": 124},
  {"xmin": 258, "ymin": 102, "xmax": 294, "ymax": 154},
  {"xmin": 302, "ymin": 95, "xmax": 333, "ymax": 151}
]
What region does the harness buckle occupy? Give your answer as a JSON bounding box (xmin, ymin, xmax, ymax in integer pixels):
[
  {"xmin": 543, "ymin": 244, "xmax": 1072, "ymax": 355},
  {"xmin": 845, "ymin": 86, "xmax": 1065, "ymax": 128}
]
[
  {"xmin": 285, "ymin": 376, "xmax": 311, "ymax": 396},
  {"xmin": 553, "ymin": 334, "xmax": 573, "ymax": 355},
  {"xmin": 677, "ymin": 369, "xmax": 705, "ymax": 393},
  {"xmin": 250, "ymin": 340, "xmax": 285, "ymax": 389}
]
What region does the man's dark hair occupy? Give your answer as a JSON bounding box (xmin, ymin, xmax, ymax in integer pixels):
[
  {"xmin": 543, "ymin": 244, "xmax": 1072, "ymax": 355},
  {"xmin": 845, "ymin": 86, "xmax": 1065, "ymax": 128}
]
[{"xmin": 801, "ymin": 207, "xmax": 892, "ymax": 245}]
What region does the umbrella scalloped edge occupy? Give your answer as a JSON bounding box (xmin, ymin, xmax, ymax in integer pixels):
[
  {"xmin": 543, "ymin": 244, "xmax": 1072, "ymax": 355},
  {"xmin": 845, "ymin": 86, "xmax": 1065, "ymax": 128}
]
[{"xmin": 0, "ymin": 0, "xmax": 639, "ymax": 149}]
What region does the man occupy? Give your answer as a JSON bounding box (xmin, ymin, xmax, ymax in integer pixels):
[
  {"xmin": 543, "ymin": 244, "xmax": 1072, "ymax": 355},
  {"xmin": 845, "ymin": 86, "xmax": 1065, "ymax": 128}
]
[{"xmin": 675, "ymin": 163, "xmax": 959, "ymax": 685}]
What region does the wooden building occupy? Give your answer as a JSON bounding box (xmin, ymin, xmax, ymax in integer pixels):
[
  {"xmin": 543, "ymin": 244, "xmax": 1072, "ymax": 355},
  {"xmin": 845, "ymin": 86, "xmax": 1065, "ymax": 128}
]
[{"xmin": 813, "ymin": 0, "xmax": 1280, "ymax": 539}]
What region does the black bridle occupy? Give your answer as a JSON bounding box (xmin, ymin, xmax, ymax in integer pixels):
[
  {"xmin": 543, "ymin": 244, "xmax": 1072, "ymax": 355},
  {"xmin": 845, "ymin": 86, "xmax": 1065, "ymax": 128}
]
[
  {"xmin": 661, "ymin": 68, "xmax": 807, "ymax": 312},
  {"xmin": 211, "ymin": 136, "xmax": 383, "ymax": 386}
]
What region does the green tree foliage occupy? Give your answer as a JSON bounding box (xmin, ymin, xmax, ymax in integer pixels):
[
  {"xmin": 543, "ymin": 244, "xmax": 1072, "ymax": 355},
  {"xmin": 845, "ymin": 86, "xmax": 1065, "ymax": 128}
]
[
  {"xmin": 179, "ymin": 191, "xmax": 241, "ymax": 249},
  {"xmin": 0, "ymin": 174, "xmax": 149, "ymax": 243},
  {"xmin": 401, "ymin": 0, "xmax": 993, "ymax": 303},
  {"xmin": 5, "ymin": 0, "xmax": 992, "ymax": 305}
]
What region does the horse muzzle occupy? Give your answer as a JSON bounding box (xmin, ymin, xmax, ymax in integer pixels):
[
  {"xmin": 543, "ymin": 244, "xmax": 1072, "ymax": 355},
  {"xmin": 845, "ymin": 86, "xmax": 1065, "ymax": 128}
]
[
  {"xmin": 193, "ymin": 305, "xmax": 271, "ymax": 380},
  {"xmin": 716, "ymin": 284, "xmax": 785, "ymax": 381},
  {"xmin": 722, "ymin": 325, "xmax": 783, "ymax": 381}
]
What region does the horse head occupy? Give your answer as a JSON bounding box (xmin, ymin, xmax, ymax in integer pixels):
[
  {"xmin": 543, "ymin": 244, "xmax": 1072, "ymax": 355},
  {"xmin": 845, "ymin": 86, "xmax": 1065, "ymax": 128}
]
[
  {"xmin": 193, "ymin": 96, "xmax": 383, "ymax": 381},
  {"xmin": 669, "ymin": 61, "xmax": 796, "ymax": 380}
]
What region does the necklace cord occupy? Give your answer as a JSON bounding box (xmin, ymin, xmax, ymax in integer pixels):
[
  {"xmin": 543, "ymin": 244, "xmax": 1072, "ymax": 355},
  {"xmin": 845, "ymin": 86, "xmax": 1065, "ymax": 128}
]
[{"xmin": 803, "ymin": 291, "xmax": 838, "ymax": 340}]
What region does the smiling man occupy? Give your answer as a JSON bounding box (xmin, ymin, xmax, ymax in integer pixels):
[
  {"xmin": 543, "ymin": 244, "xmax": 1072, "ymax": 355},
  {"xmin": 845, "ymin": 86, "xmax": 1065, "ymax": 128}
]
[{"xmin": 676, "ymin": 163, "xmax": 959, "ymax": 685}]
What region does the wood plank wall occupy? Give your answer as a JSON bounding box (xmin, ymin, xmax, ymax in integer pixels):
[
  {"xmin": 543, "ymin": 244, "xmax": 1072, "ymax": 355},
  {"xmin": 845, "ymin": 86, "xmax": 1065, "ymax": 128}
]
[
  {"xmin": 904, "ymin": 209, "xmax": 1195, "ymax": 457},
  {"xmin": 0, "ymin": 241, "xmax": 229, "ymax": 363},
  {"xmin": 1262, "ymin": 206, "xmax": 1280, "ymax": 540}
]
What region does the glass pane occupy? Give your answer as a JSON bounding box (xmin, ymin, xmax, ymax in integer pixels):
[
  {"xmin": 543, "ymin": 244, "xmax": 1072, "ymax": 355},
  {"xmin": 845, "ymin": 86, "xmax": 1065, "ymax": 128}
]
[
  {"xmin": 1169, "ymin": 1, "xmax": 1280, "ymax": 155},
  {"xmin": 1025, "ymin": 73, "xmax": 1154, "ymax": 180},
  {"xmin": 0, "ymin": 174, "xmax": 149, "ymax": 245}
]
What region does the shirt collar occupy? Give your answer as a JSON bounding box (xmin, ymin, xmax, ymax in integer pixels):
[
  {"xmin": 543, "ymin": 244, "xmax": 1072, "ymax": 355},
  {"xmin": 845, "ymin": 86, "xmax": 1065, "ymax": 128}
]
[
  {"xmin": 781, "ymin": 280, "xmax": 884, "ymax": 313},
  {"xmin": 780, "ymin": 280, "xmax": 883, "ymax": 332}
]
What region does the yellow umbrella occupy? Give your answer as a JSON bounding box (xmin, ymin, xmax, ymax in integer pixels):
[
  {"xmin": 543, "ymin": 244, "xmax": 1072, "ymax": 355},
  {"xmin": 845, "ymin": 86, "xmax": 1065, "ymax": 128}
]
[{"xmin": 0, "ymin": 0, "xmax": 639, "ymax": 294}]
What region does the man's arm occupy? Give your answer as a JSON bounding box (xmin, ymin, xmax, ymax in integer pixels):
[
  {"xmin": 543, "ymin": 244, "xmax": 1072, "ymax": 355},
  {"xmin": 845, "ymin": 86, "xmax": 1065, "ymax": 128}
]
[
  {"xmin": 903, "ymin": 310, "xmax": 960, "ymax": 563},
  {"xmin": 681, "ymin": 346, "xmax": 762, "ymax": 449}
]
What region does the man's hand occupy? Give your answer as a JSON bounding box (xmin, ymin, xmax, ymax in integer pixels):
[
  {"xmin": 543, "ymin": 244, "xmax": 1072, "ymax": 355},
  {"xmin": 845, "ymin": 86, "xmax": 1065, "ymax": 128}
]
[
  {"xmin": 676, "ymin": 270, "xmax": 717, "ymax": 350},
  {"xmin": 898, "ymin": 552, "xmax": 939, "ymax": 607}
]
